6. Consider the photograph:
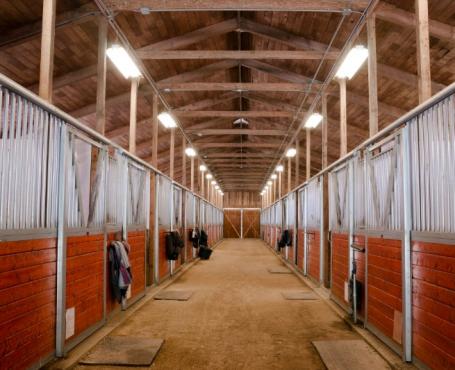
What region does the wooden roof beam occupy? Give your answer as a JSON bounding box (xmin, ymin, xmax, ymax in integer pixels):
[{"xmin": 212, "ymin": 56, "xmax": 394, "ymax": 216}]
[
  {"xmin": 0, "ymin": 2, "xmax": 99, "ymax": 50},
  {"xmin": 173, "ymin": 93, "xmax": 237, "ymax": 111},
  {"xmin": 105, "ymin": 1, "xmax": 369, "ymax": 12},
  {"xmin": 376, "ymin": 2, "xmax": 455, "ymax": 43},
  {"xmin": 198, "ymin": 142, "xmax": 282, "ymax": 149},
  {"xmin": 186, "ymin": 129, "xmax": 287, "ymax": 136},
  {"xmin": 159, "ymin": 82, "xmax": 312, "ymax": 92},
  {"xmin": 174, "ymin": 111, "xmax": 293, "ymax": 118},
  {"xmin": 137, "ymin": 50, "xmax": 338, "ymax": 60}
]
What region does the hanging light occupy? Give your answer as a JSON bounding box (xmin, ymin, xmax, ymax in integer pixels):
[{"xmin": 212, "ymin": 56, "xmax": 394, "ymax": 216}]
[
  {"xmin": 199, "ymin": 164, "xmax": 207, "ymax": 172},
  {"xmin": 185, "ymin": 147, "xmax": 197, "ymax": 157},
  {"xmin": 305, "ymin": 113, "xmax": 323, "ymax": 129},
  {"xmin": 335, "ymin": 45, "xmax": 368, "ymax": 80},
  {"xmin": 211, "ymin": 180, "xmax": 217, "ymax": 185},
  {"xmin": 106, "ymin": 45, "xmax": 141, "ymax": 79},
  {"xmin": 286, "ymin": 148, "xmax": 297, "ymax": 158},
  {"xmin": 215, "ymin": 185, "xmax": 220, "ymax": 190},
  {"xmin": 271, "ymin": 173, "xmax": 277, "ymax": 180},
  {"xmin": 275, "ymin": 165, "xmax": 284, "ymax": 172},
  {"xmin": 267, "ymin": 180, "xmax": 273, "ymax": 185},
  {"xmin": 206, "ymin": 173, "xmax": 213, "ymax": 180},
  {"xmin": 158, "ymin": 112, "xmax": 177, "ymax": 128}
]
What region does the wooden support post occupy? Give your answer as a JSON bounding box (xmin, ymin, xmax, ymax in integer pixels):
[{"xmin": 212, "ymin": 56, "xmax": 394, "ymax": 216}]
[
  {"xmin": 287, "ymin": 157, "xmax": 291, "ymax": 194},
  {"xmin": 39, "ymin": 0, "xmax": 57, "ymax": 102},
  {"xmin": 152, "ymin": 94, "xmax": 158, "ymax": 167},
  {"xmin": 201, "ymin": 170, "xmax": 205, "ymax": 198},
  {"xmin": 306, "ymin": 129, "xmax": 311, "ymax": 180},
  {"xmin": 295, "ymin": 139, "xmax": 300, "ymax": 187},
  {"xmin": 129, "ymin": 78, "xmax": 139, "ymax": 154},
  {"xmin": 190, "ymin": 157, "xmax": 195, "ymax": 191},
  {"xmin": 322, "ymin": 94, "xmax": 328, "ymax": 169},
  {"xmin": 415, "ymin": 0, "xmax": 432, "ymax": 103},
  {"xmin": 339, "ymin": 78, "xmax": 347, "ymax": 157},
  {"xmin": 182, "ymin": 138, "xmax": 186, "ymax": 187},
  {"xmin": 367, "ymin": 15, "xmax": 379, "ymax": 137},
  {"xmin": 95, "ymin": 17, "xmax": 107, "ymax": 135},
  {"xmin": 169, "ymin": 128, "xmax": 175, "ymax": 179},
  {"xmin": 278, "ymin": 172, "xmax": 282, "ymax": 199}
]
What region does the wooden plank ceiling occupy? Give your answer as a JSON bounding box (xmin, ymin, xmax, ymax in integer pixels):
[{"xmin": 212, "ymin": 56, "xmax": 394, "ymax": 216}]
[{"xmin": 0, "ymin": 0, "xmax": 454, "ymax": 192}]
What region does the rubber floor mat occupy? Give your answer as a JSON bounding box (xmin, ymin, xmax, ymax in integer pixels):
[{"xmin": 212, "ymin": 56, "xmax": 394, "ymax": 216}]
[
  {"xmin": 79, "ymin": 336, "xmax": 164, "ymax": 366},
  {"xmin": 282, "ymin": 291, "xmax": 319, "ymax": 300},
  {"xmin": 154, "ymin": 290, "xmax": 193, "ymax": 301},
  {"xmin": 312, "ymin": 340, "xmax": 390, "ymax": 370},
  {"xmin": 267, "ymin": 266, "xmax": 292, "ymax": 274}
]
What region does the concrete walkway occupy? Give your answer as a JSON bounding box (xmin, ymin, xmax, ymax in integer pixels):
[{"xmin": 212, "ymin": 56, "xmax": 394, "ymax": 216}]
[{"xmin": 75, "ymin": 239, "xmax": 371, "ymax": 370}]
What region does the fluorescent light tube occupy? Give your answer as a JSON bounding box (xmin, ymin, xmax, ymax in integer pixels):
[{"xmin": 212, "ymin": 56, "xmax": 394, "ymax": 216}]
[
  {"xmin": 158, "ymin": 112, "xmax": 177, "ymax": 128},
  {"xmin": 286, "ymin": 148, "xmax": 297, "ymax": 158},
  {"xmin": 185, "ymin": 147, "xmax": 197, "ymax": 157},
  {"xmin": 305, "ymin": 113, "xmax": 323, "ymax": 129},
  {"xmin": 335, "ymin": 45, "xmax": 368, "ymax": 79},
  {"xmin": 106, "ymin": 45, "xmax": 141, "ymax": 79}
]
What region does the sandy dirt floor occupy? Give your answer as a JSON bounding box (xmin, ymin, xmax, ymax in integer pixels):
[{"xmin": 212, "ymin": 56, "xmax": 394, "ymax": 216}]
[{"xmin": 75, "ymin": 239, "xmax": 369, "ymax": 370}]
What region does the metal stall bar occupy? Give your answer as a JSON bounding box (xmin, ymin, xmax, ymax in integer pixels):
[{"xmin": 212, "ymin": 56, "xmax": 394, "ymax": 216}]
[{"xmin": 401, "ymin": 124, "xmax": 413, "ymax": 362}]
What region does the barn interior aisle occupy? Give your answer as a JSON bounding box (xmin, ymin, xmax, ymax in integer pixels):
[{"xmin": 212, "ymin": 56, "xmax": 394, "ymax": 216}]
[{"xmin": 70, "ymin": 239, "xmax": 390, "ymax": 370}]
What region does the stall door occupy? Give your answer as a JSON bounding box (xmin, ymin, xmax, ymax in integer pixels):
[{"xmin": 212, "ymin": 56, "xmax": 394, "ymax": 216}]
[
  {"xmin": 223, "ymin": 209, "xmax": 241, "ymax": 238},
  {"xmin": 242, "ymin": 210, "xmax": 260, "ymax": 238}
]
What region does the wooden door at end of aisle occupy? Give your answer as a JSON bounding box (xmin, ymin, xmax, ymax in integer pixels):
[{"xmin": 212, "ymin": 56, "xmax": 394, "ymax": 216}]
[
  {"xmin": 224, "ymin": 210, "xmax": 241, "ymax": 238},
  {"xmin": 243, "ymin": 210, "xmax": 260, "ymax": 238}
]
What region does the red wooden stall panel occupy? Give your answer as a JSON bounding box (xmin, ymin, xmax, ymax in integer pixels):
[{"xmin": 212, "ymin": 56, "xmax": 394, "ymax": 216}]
[
  {"xmin": 158, "ymin": 229, "xmax": 170, "ymax": 280},
  {"xmin": 412, "ymin": 241, "xmax": 455, "ymax": 370},
  {"xmin": 308, "ymin": 231, "xmax": 320, "ymax": 282},
  {"xmin": 128, "ymin": 230, "xmax": 146, "ymax": 298},
  {"xmin": 297, "ymin": 229, "xmax": 304, "ymax": 270},
  {"xmin": 367, "ymin": 237, "xmax": 402, "ymax": 344},
  {"xmin": 331, "ymin": 233, "xmax": 349, "ymax": 305},
  {"xmin": 66, "ymin": 234, "xmax": 104, "ymax": 342},
  {"xmin": 0, "ymin": 238, "xmax": 56, "ymax": 370}
]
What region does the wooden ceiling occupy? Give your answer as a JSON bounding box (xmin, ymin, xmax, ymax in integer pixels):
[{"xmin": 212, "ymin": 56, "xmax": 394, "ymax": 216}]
[{"xmin": 0, "ymin": 0, "xmax": 454, "ymax": 192}]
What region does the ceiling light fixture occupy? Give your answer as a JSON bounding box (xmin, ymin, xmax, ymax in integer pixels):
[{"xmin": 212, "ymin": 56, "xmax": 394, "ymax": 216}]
[
  {"xmin": 158, "ymin": 112, "xmax": 177, "ymax": 128},
  {"xmin": 286, "ymin": 148, "xmax": 297, "ymax": 158},
  {"xmin": 106, "ymin": 45, "xmax": 141, "ymax": 79},
  {"xmin": 185, "ymin": 147, "xmax": 197, "ymax": 157},
  {"xmin": 271, "ymin": 173, "xmax": 277, "ymax": 180},
  {"xmin": 199, "ymin": 164, "xmax": 207, "ymax": 172},
  {"xmin": 335, "ymin": 45, "xmax": 368, "ymax": 79},
  {"xmin": 305, "ymin": 113, "xmax": 323, "ymax": 129},
  {"xmin": 206, "ymin": 173, "xmax": 213, "ymax": 180},
  {"xmin": 211, "ymin": 180, "xmax": 217, "ymax": 185},
  {"xmin": 275, "ymin": 165, "xmax": 284, "ymax": 172}
]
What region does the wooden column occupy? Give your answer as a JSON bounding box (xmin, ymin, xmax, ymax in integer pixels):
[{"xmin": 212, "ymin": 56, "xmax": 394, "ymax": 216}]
[
  {"xmin": 322, "ymin": 94, "xmax": 328, "ymax": 169},
  {"xmin": 278, "ymin": 172, "xmax": 282, "ymax": 199},
  {"xmin": 287, "ymin": 157, "xmax": 291, "ymax": 193},
  {"xmin": 95, "ymin": 17, "xmax": 107, "ymax": 135},
  {"xmin": 151, "ymin": 94, "xmax": 159, "ymax": 167},
  {"xmin": 295, "ymin": 139, "xmax": 300, "ymax": 187},
  {"xmin": 306, "ymin": 129, "xmax": 311, "ymax": 180},
  {"xmin": 39, "ymin": 0, "xmax": 57, "ymax": 102},
  {"xmin": 182, "ymin": 138, "xmax": 186, "ymax": 187},
  {"xmin": 129, "ymin": 78, "xmax": 139, "ymax": 154},
  {"xmin": 367, "ymin": 15, "xmax": 379, "ymax": 137},
  {"xmin": 339, "ymin": 78, "xmax": 347, "ymax": 157},
  {"xmin": 190, "ymin": 157, "xmax": 195, "ymax": 191},
  {"xmin": 201, "ymin": 171, "xmax": 205, "ymax": 198},
  {"xmin": 415, "ymin": 0, "xmax": 432, "ymax": 103},
  {"xmin": 169, "ymin": 128, "xmax": 175, "ymax": 179}
]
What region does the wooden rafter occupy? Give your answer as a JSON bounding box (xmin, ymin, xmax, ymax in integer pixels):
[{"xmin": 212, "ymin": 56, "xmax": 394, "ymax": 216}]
[
  {"xmin": 174, "ymin": 111, "xmax": 293, "ymax": 118},
  {"xmin": 159, "ymin": 82, "xmax": 312, "ymax": 92},
  {"xmin": 105, "ymin": 0, "xmax": 369, "ymax": 12},
  {"xmin": 186, "ymin": 129, "xmax": 287, "ymax": 136},
  {"xmin": 137, "ymin": 50, "xmax": 338, "ymax": 60}
]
